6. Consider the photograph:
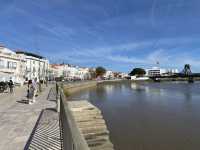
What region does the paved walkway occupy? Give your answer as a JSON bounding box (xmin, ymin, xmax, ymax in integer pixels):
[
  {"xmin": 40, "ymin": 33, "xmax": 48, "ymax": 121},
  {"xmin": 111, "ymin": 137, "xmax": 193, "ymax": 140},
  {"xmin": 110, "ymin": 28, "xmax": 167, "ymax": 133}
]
[
  {"xmin": 26, "ymin": 109, "xmax": 62, "ymax": 150},
  {"xmin": 0, "ymin": 85, "xmax": 59, "ymax": 150}
]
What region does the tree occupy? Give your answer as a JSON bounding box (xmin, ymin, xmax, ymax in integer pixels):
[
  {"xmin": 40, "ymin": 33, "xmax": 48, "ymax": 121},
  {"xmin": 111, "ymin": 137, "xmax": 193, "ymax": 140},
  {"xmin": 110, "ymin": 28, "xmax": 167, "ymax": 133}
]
[
  {"xmin": 129, "ymin": 68, "xmax": 146, "ymax": 77},
  {"xmin": 95, "ymin": 66, "xmax": 106, "ymax": 77},
  {"xmin": 89, "ymin": 68, "xmax": 96, "ymax": 79}
]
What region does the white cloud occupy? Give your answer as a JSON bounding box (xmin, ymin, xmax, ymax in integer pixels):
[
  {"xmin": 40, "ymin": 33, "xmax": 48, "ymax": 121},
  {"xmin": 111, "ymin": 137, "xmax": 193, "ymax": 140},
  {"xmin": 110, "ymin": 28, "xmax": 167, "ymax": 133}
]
[
  {"xmin": 44, "ymin": 38, "xmax": 200, "ymax": 72},
  {"xmin": 106, "ymin": 49, "xmax": 170, "ymax": 65},
  {"xmin": 147, "ymin": 49, "xmax": 171, "ymax": 63},
  {"xmin": 106, "ymin": 48, "xmax": 200, "ymax": 72},
  {"xmin": 107, "ymin": 55, "xmax": 147, "ymax": 64}
]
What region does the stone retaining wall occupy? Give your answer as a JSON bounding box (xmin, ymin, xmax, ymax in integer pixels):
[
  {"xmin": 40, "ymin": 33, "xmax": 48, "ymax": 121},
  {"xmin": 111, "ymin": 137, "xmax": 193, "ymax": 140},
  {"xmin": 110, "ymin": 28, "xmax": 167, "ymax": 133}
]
[{"xmin": 63, "ymin": 81, "xmax": 97, "ymax": 96}]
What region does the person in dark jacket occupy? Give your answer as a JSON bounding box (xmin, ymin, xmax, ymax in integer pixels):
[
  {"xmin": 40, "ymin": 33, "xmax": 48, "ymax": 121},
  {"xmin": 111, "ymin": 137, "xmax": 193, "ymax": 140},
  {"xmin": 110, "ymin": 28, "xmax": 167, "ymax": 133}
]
[
  {"xmin": 8, "ymin": 80, "xmax": 14, "ymax": 93},
  {"xmin": 27, "ymin": 80, "xmax": 35, "ymax": 104}
]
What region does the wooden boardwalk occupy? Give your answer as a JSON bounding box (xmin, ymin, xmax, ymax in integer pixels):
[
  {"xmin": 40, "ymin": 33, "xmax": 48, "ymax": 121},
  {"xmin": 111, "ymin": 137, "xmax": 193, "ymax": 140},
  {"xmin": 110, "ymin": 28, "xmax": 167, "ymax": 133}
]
[{"xmin": 68, "ymin": 101, "xmax": 114, "ymax": 150}]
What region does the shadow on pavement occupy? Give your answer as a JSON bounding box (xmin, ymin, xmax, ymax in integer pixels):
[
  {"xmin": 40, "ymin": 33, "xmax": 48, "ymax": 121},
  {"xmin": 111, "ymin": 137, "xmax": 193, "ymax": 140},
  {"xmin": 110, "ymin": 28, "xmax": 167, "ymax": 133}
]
[{"xmin": 24, "ymin": 108, "xmax": 62, "ymax": 150}]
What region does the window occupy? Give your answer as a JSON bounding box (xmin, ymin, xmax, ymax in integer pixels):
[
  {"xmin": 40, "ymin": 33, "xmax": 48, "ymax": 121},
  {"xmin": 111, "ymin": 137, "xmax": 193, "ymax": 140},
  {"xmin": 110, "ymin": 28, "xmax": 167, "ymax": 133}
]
[
  {"xmin": 7, "ymin": 61, "xmax": 12, "ymax": 69},
  {"xmin": 12, "ymin": 62, "xmax": 17, "ymax": 69},
  {"xmin": 0, "ymin": 59, "xmax": 4, "ymax": 68},
  {"xmin": 33, "ymin": 67, "xmax": 36, "ymax": 76},
  {"xmin": 6, "ymin": 61, "xmax": 17, "ymax": 69}
]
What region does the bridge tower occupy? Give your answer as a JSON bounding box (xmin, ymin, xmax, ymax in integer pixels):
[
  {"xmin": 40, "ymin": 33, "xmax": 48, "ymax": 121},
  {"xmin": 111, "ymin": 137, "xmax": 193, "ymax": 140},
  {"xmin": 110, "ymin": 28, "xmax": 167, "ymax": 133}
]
[
  {"xmin": 182, "ymin": 64, "xmax": 193, "ymax": 83},
  {"xmin": 182, "ymin": 64, "xmax": 192, "ymax": 76}
]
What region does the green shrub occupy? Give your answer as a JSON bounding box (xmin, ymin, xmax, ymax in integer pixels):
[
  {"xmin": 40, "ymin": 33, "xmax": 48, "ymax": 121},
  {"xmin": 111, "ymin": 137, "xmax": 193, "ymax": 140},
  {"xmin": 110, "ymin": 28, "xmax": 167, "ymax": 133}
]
[{"xmin": 63, "ymin": 88, "xmax": 70, "ymax": 97}]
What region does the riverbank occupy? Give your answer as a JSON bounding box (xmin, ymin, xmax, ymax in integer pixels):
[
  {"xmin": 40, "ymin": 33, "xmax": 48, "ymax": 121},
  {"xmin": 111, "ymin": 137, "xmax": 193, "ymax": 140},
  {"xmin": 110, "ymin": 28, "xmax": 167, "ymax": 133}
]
[
  {"xmin": 97, "ymin": 79, "xmax": 124, "ymax": 84},
  {"xmin": 155, "ymin": 77, "xmax": 200, "ymax": 81},
  {"xmin": 130, "ymin": 77, "xmax": 200, "ymax": 83},
  {"xmin": 63, "ymin": 79, "xmax": 125, "ymax": 97},
  {"xmin": 63, "ymin": 81, "xmax": 97, "ymax": 96}
]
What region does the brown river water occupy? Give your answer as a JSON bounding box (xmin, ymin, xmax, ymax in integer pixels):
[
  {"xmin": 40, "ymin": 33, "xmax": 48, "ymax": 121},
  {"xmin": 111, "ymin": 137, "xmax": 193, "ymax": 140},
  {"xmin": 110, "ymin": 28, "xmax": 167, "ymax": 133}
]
[{"xmin": 70, "ymin": 81, "xmax": 200, "ymax": 150}]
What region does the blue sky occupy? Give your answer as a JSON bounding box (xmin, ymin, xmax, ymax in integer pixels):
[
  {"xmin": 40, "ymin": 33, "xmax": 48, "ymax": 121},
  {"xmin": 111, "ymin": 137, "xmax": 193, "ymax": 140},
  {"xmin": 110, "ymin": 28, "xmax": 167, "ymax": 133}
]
[{"xmin": 0, "ymin": 0, "xmax": 200, "ymax": 72}]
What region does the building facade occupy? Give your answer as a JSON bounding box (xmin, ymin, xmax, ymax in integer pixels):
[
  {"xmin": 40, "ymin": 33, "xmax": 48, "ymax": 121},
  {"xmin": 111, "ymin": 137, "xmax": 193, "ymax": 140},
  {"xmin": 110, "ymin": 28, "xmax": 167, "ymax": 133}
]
[
  {"xmin": 49, "ymin": 64, "xmax": 92, "ymax": 81},
  {"xmin": 0, "ymin": 45, "xmax": 26, "ymax": 85},
  {"xmin": 146, "ymin": 67, "xmax": 179, "ymax": 77},
  {"xmin": 49, "ymin": 64, "xmax": 65, "ymax": 80},
  {"xmin": 16, "ymin": 51, "xmax": 49, "ymax": 81},
  {"xmin": 77, "ymin": 67, "xmax": 91, "ymax": 80},
  {"xmin": 104, "ymin": 70, "xmax": 115, "ymax": 79}
]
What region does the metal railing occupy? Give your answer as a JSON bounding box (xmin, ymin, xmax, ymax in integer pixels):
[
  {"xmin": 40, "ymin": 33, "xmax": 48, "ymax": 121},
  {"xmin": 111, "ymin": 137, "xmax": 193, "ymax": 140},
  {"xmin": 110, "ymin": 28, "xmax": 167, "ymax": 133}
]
[{"xmin": 56, "ymin": 83, "xmax": 90, "ymax": 150}]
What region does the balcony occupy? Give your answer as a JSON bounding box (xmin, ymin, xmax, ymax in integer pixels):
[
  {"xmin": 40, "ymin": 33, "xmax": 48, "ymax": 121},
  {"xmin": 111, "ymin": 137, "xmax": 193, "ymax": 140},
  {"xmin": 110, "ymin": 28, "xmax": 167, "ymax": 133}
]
[{"xmin": 0, "ymin": 67, "xmax": 16, "ymax": 73}]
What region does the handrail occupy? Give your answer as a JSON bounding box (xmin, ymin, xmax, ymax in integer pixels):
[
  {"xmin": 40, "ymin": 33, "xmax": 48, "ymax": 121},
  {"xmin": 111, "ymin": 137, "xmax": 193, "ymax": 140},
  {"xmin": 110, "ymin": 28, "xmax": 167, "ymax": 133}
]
[{"xmin": 57, "ymin": 83, "xmax": 90, "ymax": 150}]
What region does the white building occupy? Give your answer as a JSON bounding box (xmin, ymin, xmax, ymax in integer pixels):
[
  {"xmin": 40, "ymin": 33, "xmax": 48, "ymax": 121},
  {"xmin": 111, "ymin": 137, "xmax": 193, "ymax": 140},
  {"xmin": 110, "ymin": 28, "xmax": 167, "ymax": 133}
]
[
  {"xmin": 65, "ymin": 65, "xmax": 91, "ymax": 80},
  {"xmin": 0, "ymin": 45, "xmax": 26, "ymax": 85},
  {"xmin": 163, "ymin": 68, "xmax": 179, "ymax": 76},
  {"xmin": 131, "ymin": 76, "xmax": 149, "ymax": 81},
  {"xmin": 65, "ymin": 65, "xmax": 79, "ymax": 80},
  {"xmin": 16, "ymin": 51, "xmax": 49, "ymax": 82},
  {"xmin": 49, "ymin": 64, "xmax": 91, "ymax": 80},
  {"xmin": 104, "ymin": 70, "xmax": 115, "ymax": 79},
  {"xmin": 119, "ymin": 72, "xmax": 129, "ymax": 79},
  {"xmin": 146, "ymin": 67, "xmax": 179, "ymax": 77},
  {"xmin": 78, "ymin": 67, "xmax": 91, "ymax": 80},
  {"xmin": 49, "ymin": 64, "xmax": 64, "ymax": 80}
]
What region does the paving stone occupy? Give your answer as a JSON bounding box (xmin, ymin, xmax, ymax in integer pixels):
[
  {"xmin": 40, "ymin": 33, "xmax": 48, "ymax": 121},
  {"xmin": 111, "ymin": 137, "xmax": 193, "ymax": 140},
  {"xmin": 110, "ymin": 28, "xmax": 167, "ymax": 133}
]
[{"xmin": 0, "ymin": 84, "xmax": 60, "ymax": 150}]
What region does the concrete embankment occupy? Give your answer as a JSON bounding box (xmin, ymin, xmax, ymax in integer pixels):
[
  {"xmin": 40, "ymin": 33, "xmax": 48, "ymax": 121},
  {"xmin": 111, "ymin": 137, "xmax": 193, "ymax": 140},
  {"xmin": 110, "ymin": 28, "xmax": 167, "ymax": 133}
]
[
  {"xmin": 97, "ymin": 79, "xmax": 124, "ymax": 84},
  {"xmin": 68, "ymin": 101, "xmax": 114, "ymax": 150},
  {"xmin": 63, "ymin": 80, "xmax": 125, "ymax": 96},
  {"xmin": 61, "ymin": 81, "xmax": 115, "ymax": 149},
  {"xmin": 63, "ymin": 81, "xmax": 97, "ymax": 96}
]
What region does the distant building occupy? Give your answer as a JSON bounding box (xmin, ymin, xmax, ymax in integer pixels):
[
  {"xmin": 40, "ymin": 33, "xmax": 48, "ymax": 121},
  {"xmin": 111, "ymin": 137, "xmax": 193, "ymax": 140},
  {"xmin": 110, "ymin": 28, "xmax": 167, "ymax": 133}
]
[
  {"xmin": 0, "ymin": 45, "xmax": 26, "ymax": 85},
  {"xmin": 161, "ymin": 69, "xmax": 179, "ymax": 76},
  {"xmin": 49, "ymin": 64, "xmax": 65, "ymax": 80},
  {"xmin": 78, "ymin": 67, "xmax": 91, "ymax": 80},
  {"xmin": 131, "ymin": 76, "xmax": 149, "ymax": 81},
  {"xmin": 65, "ymin": 65, "xmax": 79, "ymax": 80},
  {"xmin": 104, "ymin": 70, "xmax": 115, "ymax": 79},
  {"xmin": 146, "ymin": 67, "xmax": 162, "ymax": 77},
  {"xmin": 49, "ymin": 64, "xmax": 91, "ymax": 80},
  {"xmin": 118, "ymin": 72, "xmax": 129, "ymax": 79},
  {"xmin": 146, "ymin": 67, "xmax": 179, "ymax": 77},
  {"xmin": 16, "ymin": 51, "xmax": 49, "ymax": 81}
]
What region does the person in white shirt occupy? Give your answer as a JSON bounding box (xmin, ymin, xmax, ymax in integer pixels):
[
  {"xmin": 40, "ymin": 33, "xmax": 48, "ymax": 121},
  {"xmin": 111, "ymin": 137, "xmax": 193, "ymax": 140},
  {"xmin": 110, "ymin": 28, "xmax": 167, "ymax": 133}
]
[{"xmin": 32, "ymin": 78, "xmax": 38, "ymax": 103}]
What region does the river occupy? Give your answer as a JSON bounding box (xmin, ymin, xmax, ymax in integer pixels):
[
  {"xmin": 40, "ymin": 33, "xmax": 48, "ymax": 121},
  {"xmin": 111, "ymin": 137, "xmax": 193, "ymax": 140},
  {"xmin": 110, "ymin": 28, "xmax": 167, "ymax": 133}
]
[{"xmin": 70, "ymin": 81, "xmax": 200, "ymax": 150}]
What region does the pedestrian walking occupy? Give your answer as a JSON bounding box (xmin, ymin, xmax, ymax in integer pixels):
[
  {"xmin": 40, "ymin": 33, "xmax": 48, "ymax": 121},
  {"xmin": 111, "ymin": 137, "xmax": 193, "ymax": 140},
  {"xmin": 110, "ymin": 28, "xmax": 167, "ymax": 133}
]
[
  {"xmin": 32, "ymin": 78, "xmax": 38, "ymax": 103},
  {"xmin": 8, "ymin": 79, "xmax": 14, "ymax": 94},
  {"xmin": 38, "ymin": 80, "xmax": 42, "ymax": 93},
  {"xmin": 45, "ymin": 76, "xmax": 48, "ymax": 87},
  {"xmin": 27, "ymin": 80, "xmax": 33, "ymax": 104}
]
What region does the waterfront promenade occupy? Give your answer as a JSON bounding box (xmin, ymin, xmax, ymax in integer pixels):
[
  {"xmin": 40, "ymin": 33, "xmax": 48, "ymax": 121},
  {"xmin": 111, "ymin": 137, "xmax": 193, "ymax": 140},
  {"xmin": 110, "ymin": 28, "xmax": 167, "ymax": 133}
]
[{"xmin": 0, "ymin": 85, "xmax": 61, "ymax": 150}]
